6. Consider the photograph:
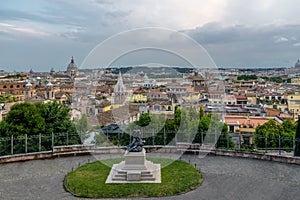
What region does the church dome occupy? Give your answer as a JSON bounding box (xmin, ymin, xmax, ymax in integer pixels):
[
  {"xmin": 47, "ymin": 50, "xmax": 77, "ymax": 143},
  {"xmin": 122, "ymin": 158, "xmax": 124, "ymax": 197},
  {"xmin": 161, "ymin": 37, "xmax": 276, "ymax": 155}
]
[
  {"xmin": 25, "ymin": 81, "xmax": 32, "ymax": 87},
  {"xmin": 295, "ymin": 59, "xmax": 300, "ymax": 68},
  {"xmin": 46, "ymin": 82, "xmax": 53, "ymax": 87},
  {"xmin": 143, "ymin": 73, "xmax": 149, "ymax": 81},
  {"xmin": 67, "ymin": 56, "xmax": 78, "ymax": 71},
  {"xmin": 66, "ymin": 56, "xmax": 78, "ymax": 78}
]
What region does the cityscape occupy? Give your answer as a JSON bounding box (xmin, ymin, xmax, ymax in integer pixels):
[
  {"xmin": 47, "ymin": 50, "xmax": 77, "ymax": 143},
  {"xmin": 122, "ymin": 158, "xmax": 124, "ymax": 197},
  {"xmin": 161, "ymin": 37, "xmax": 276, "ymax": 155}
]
[{"xmin": 1, "ymin": 1, "xmax": 300, "ymax": 199}]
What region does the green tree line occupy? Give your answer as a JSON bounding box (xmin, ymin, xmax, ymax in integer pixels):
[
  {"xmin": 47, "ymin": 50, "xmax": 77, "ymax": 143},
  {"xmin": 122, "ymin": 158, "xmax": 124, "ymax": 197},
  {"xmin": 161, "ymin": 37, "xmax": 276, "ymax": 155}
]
[
  {"xmin": 237, "ymin": 75, "xmax": 257, "ymax": 80},
  {"xmin": 102, "ymin": 106, "xmax": 235, "ymax": 148},
  {"xmin": 0, "ymin": 102, "xmax": 77, "ymax": 136},
  {"xmin": 0, "ymin": 102, "xmax": 81, "ymax": 155}
]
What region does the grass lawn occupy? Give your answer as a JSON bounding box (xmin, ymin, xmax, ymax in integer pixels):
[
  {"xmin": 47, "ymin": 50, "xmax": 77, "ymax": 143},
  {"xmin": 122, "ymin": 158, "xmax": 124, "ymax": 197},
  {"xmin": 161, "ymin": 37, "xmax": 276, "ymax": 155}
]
[{"xmin": 64, "ymin": 158, "xmax": 203, "ymax": 198}]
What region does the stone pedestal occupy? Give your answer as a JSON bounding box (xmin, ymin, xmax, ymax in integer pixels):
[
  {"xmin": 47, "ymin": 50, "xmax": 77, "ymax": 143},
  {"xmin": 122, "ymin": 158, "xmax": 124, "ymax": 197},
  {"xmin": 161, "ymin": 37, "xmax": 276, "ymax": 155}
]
[
  {"xmin": 106, "ymin": 148, "xmax": 161, "ymax": 183},
  {"xmin": 127, "ymin": 171, "xmax": 141, "ymax": 181},
  {"xmin": 122, "ymin": 149, "xmax": 147, "ymax": 170}
]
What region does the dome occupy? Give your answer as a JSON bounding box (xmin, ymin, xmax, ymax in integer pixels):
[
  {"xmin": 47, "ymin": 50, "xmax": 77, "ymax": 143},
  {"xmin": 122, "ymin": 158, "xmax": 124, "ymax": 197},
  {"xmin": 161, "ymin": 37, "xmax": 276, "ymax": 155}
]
[
  {"xmin": 67, "ymin": 56, "xmax": 78, "ymax": 71},
  {"xmin": 25, "ymin": 81, "xmax": 32, "ymax": 87},
  {"xmin": 143, "ymin": 73, "xmax": 149, "ymax": 80},
  {"xmin": 46, "ymin": 82, "xmax": 53, "ymax": 87},
  {"xmin": 66, "ymin": 56, "xmax": 78, "ymax": 77},
  {"xmin": 295, "ymin": 59, "xmax": 300, "ymax": 68}
]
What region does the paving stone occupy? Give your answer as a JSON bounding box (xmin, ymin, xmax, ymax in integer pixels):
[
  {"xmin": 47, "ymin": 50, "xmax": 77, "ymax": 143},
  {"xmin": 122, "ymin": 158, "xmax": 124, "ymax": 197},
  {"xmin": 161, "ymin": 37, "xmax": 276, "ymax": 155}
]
[{"xmin": 0, "ymin": 154, "xmax": 299, "ymax": 199}]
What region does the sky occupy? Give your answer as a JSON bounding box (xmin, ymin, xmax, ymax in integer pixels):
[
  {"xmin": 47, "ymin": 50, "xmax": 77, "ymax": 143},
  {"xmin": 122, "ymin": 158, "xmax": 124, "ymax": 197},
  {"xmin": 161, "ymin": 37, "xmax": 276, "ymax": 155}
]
[{"xmin": 0, "ymin": 0, "xmax": 300, "ymax": 71}]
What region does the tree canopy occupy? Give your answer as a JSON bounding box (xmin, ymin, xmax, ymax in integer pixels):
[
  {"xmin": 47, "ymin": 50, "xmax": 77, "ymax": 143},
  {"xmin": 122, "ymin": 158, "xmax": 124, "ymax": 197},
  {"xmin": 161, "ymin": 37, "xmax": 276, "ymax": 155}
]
[
  {"xmin": 237, "ymin": 74, "xmax": 257, "ymax": 81},
  {"xmin": 0, "ymin": 102, "xmax": 76, "ymax": 137},
  {"xmin": 106, "ymin": 106, "xmax": 234, "ymax": 148},
  {"xmin": 254, "ymin": 119, "xmax": 295, "ymax": 149}
]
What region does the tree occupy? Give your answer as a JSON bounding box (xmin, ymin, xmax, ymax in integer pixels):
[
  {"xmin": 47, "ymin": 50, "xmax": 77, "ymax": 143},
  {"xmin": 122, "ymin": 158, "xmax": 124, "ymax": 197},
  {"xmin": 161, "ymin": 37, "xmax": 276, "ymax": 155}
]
[
  {"xmin": 75, "ymin": 114, "xmax": 90, "ymax": 141},
  {"xmin": 163, "ymin": 119, "xmax": 176, "ymax": 144},
  {"xmin": 188, "ymin": 106, "xmax": 198, "ymax": 120},
  {"xmin": 216, "ymin": 123, "xmax": 235, "ymax": 148},
  {"xmin": 254, "ymin": 119, "xmax": 283, "ymax": 148},
  {"xmin": 237, "ymin": 74, "xmax": 257, "ymax": 81},
  {"xmin": 135, "ymin": 113, "xmax": 151, "ymax": 127},
  {"xmin": 42, "ymin": 102, "xmax": 76, "ymax": 135},
  {"xmin": 174, "ymin": 105, "xmax": 181, "ymax": 131},
  {"xmin": 0, "ymin": 102, "xmax": 46, "ymax": 136},
  {"xmin": 0, "ymin": 102, "xmax": 77, "ymax": 137},
  {"xmin": 294, "ymin": 118, "xmax": 300, "ymax": 156},
  {"xmin": 281, "ymin": 119, "xmax": 295, "ymax": 149},
  {"xmin": 199, "ymin": 106, "xmax": 205, "ymax": 119},
  {"xmin": 282, "ymin": 119, "xmax": 295, "ymax": 135},
  {"xmin": 172, "ymin": 107, "xmax": 199, "ymax": 143},
  {"xmin": 198, "ymin": 116, "xmax": 210, "ymax": 133},
  {"xmin": 194, "ymin": 114, "xmax": 234, "ymax": 148}
]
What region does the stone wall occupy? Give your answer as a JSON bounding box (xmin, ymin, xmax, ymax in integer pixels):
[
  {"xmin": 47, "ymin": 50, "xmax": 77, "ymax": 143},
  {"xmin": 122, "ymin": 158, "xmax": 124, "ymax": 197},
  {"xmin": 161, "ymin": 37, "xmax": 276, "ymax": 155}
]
[
  {"xmin": 212, "ymin": 149, "xmax": 300, "ymax": 164},
  {"xmin": 1, "ymin": 145, "xmax": 300, "ymax": 165}
]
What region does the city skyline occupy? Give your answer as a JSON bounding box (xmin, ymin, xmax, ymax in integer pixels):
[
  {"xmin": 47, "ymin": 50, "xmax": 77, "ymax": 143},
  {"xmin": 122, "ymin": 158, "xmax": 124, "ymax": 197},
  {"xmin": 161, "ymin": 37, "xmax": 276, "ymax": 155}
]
[{"xmin": 1, "ymin": 0, "xmax": 300, "ymax": 71}]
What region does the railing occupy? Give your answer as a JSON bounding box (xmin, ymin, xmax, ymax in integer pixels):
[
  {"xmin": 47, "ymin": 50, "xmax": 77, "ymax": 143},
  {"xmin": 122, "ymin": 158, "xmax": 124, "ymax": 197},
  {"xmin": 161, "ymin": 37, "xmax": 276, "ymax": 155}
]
[
  {"xmin": 95, "ymin": 130, "xmax": 296, "ymax": 155},
  {"xmin": 0, "ymin": 132, "xmax": 81, "ymax": 156},
  {"xmin": 0, "ymin": 131, "xmax": 297, "ymax": 157}
]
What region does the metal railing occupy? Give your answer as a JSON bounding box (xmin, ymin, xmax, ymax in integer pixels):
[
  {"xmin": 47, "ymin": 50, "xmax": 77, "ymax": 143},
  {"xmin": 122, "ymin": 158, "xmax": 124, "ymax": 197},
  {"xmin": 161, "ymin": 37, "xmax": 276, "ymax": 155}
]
[
  {"xmin": 0, "ymin": 130, "xmax": 297, "ymax": 157},
  {"xmin": 0, "ymin": 132, "xmax": 81, "ymax": 156}
]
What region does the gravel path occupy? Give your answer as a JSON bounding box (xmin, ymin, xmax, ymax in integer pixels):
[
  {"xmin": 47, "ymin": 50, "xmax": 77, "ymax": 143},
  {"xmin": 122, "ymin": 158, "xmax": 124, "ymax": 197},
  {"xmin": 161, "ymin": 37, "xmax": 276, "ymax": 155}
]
[{"xmin": 1, "ymin": 154, "xmax": 300, "ymax": 200}]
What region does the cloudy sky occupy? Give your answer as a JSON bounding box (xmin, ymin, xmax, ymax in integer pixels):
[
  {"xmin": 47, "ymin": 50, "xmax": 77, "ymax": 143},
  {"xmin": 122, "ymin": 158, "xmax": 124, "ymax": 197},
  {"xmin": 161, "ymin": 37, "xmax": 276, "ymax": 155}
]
[{"xmin": 1, "ymin": 0, "xmax": 300, "ymax": 71}]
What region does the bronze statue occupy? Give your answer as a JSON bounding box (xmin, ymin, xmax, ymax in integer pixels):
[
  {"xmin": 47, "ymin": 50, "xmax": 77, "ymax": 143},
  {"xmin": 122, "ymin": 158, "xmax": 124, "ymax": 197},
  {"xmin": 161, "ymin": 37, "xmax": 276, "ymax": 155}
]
[{"xmin": 126, "ymin": 130, "xmax": 145, "ymax": 152}]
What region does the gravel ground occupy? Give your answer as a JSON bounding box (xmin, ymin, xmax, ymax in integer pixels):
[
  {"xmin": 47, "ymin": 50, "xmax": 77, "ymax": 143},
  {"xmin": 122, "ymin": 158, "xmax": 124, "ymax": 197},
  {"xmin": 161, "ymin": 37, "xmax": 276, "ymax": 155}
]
[{"xmin": 0, "ymin": 154, "xmax": 300, "ymax": 200}]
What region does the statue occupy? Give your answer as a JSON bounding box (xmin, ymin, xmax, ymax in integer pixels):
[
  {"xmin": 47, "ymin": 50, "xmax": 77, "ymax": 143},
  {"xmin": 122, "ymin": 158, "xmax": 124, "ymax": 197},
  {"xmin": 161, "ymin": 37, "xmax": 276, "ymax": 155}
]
[
  {"xmin": 106, "ymin": 129, "xmax": 161, "ymax": 183},
  {"xmin": 126, "ymin": 130, "xmax": 145, "ymax": 152}
]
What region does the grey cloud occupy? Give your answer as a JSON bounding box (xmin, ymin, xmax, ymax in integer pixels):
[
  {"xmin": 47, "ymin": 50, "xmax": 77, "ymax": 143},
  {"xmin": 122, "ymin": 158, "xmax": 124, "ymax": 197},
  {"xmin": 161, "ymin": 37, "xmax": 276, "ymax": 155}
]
[
  {"xmin": 1, "ymin": 0, "xmax": 300, "ymax": 70},
  {"xmin": 183, "ymin": 23, "xmax": 300, "ymax": 67},
  {"xmin": 0, "ymin": 0, "xmax": 131, "ymax": 43},
  {"xmin": 0, "ymin": 9, "xmax": 55, "ymax": 24},
  {"xmin": 273, "ymin": 36, "xmax": 289, "ymax": 43},
  {"xmin": 222, "ymin": 0, "xmax": 300, "ymax": 26}
]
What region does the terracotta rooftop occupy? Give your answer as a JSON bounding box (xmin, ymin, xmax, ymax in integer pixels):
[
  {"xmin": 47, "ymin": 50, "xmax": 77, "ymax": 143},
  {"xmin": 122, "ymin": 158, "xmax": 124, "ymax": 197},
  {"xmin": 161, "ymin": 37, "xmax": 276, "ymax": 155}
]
[
  {"xmin": 235, "ymin": 95, "xmax": 248, "ymax": 101},
  {"xmin": 278, "ymin": 113, "xmax": 293, "ymax": 119},
  {"xmin": 224, "ymin": 116, "xmax": 277, "ymax": 128}
]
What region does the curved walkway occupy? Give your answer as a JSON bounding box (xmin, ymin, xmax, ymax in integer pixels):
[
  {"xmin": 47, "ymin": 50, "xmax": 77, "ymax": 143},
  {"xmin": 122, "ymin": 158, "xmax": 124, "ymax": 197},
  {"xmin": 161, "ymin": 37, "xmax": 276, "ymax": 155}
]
[{"xmin": 1, "ymin": 154, "xmax": 300, "ymax": 199}]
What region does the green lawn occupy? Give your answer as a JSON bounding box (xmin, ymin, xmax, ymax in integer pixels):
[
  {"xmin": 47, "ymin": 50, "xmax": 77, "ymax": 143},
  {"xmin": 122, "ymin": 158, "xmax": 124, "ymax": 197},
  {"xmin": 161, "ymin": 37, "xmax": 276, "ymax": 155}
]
[{"xmin": 64, "ymin": 158, "xmax": 203, "ymax": 198}]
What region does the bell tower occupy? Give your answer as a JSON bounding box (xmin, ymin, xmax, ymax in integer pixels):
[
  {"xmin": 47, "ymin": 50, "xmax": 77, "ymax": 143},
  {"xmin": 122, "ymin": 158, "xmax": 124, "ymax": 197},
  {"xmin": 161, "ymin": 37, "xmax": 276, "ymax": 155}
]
[{"xmin": 112, "ymin": 72, "xmax": 127, "ymax": 104}]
